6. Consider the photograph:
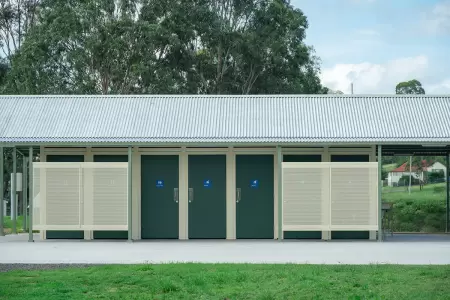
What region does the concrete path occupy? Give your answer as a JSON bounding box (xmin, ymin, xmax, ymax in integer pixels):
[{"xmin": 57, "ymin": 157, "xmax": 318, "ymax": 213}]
[{"xmin": 1, "ymin": 234, "xmax": 449, "ymax": 265}]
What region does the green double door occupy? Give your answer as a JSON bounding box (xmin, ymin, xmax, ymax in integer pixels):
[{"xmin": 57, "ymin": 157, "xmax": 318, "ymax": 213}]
[
  {"xmin": 188, "ymin": 155, "xmax": 226, "ymax": 239},
  {"xmin": 141, "ymin": 155, "xmax": 179, "ymax": 239},
  {"xmin": 236, "ymin": 155, "xmax": 274, "ymax": 239},
  {"xmin": 46, "ymin": 155, "xmax": 85, "ymax": 239},
  {"xmin": 283, "ymin": 155, "xmax": 323, "ymax": 240},
  {"xmin": 93, "ymin": 155, "xmax": 128, "ymax": 239},
  {"xmin": 330, "ymin": 154, "xmax": 370, "ymax": 240}
]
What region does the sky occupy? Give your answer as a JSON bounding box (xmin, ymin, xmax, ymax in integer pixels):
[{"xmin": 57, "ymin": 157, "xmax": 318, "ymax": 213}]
[{"xmin": 292, "ymin": 0, "xmax": 450, "ymax": 94}]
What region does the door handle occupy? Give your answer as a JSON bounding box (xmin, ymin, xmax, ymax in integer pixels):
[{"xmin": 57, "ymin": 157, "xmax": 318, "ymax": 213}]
[
  {"xmin": 174, "ymin": 188, "xmax": 179, "ymax": 203},
  {"xmin": 236, "ymin": 188, "xmax": 241, "ymax": 203},
  {"xmin": 188, "ymin": 188, "xmax": 194, "ymax": 203}
]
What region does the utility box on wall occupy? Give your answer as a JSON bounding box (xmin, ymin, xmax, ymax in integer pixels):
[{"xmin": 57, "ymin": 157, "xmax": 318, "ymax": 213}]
[
  {"xmin": 11, "ymin": 173, "xmax": 23, "ymax": 192},
  {"xmin": 10, "ymin": 173, "xmax": 23, "ymax": 220}
]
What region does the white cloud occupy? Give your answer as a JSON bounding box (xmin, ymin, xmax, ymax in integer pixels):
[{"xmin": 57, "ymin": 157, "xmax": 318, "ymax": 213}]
[
  {"xmin": 424, "ymin": 0, "xmax": 450, "ymax": 35},
  {"xmin": 320, "ymin": 55, "xmax": 429, "ymax": 94}
]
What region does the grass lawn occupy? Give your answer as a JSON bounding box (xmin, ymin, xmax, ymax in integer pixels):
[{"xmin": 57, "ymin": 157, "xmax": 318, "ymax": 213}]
[
  {"xmin": 382, "ymin": 182, "xmax": 446, "ymax": 201},
  {"xmin": 1, "ymin": 264, "xmax": 450, "ymax": 299},
  {"xmin": 2, "ymin": 216, "xmax": 25, "ymax": 234},
  {"xmin": 382, "ymin": 163, "xmax": 398, "ymax": 173}
]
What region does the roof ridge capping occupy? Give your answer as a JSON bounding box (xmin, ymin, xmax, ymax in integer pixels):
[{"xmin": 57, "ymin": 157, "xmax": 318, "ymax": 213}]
[{"xmin": 0, "ymin": 94, "xmax": 449, "ymax": 98}]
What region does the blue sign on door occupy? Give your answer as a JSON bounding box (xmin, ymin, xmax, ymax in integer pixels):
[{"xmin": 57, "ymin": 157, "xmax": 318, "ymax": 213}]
[
  {"xmin": 203, "ymin": 179, "xmax": 212, "ymax": 188},
  {"xmin": 250, "ymin": 179, "xmax": 259, "ymax": 188},
  {"xmin": 156, "ymin": 180, "xmax": 164, "ymax": 188}
]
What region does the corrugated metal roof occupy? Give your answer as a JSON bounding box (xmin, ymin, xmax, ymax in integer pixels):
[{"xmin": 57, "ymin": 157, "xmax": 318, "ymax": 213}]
[{"xmin": 1, "ymin": 95, "xmax": 450, "ymax": 145}]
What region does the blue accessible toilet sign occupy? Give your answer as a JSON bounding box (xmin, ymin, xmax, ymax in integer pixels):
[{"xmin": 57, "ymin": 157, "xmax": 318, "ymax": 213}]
[
  {"xmin": 203, "ymin": 179, "xmax": 212, "ymax": 188},
  {"xmin": 250, "ymin": 179, "xmax": 259, "ymax": 188},
  {"xmin": 156, "ymin": 180, "xmax": 164, "ymax": 188}
]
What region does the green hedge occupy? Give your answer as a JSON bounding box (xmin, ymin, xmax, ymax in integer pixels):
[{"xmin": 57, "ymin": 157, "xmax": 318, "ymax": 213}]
[
  {"xmin": 383, "ymin": 183, "xmax": 448, "ymax": 232},
  {"xmin": 384, "ymin": 195, "xmax": 447, "ymax": 233}
]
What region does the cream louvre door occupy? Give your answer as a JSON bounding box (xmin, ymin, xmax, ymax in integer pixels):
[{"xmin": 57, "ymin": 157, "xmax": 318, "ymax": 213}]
[
  {"xmin": 281, "ymin": 162, "xmax": 378, "ymax": 233},
  {"xmin": 89, "ymin": 164, "xmax": 128, "ymax": 230},
  {"xmin": 282, "ymin": 163, "xmax": 329, "ymax": 231},
  {"xmin": 32, "ymin": 162, "xmax": 128, "ymax": 231},
  {"xmin": 330, "ymin": 163, "xmax": 378, "ymax": 230},
  {"xmin": 45, "ymin": 164, "xmax": 81, "ymax": 229}
]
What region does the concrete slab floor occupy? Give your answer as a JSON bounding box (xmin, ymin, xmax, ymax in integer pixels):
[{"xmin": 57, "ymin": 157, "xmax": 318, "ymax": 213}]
[{"xmin": 1, "ymin": 234, "xmax": 449, "ymax": 265}]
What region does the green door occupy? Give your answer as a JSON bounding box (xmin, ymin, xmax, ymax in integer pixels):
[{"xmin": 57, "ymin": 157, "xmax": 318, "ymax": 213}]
[
  {"xmin": 330, "ymin": 154, "xmax": 370, "ymax": 240},
  {"xmin": 141, "ymin": 155, "xmax": 179, "ymax": 239},
  {"xmin": 283, "ymin": 154, "xmax": 322, "ymax": 239},
  {"xmin": 46, "ymin": 155, "xmax": 85, "ymax": 239},
  {"xmin": 236, "ymin": 155, "xmax": 274, "ymax": 239},
  {"xmin": 188, "ymin": 155, "xmax": 226, "ymax": 239},
  {"xmin": 93, "ymin": 155, "xmax": 128, "ymax": 239}
]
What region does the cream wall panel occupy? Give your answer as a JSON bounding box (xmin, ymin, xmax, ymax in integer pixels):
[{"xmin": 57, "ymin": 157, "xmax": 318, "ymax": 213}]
[
  {"xmin": 179, "ymin": 150, "xmax": 188, "ymax": 239},
  {"xmin": 84, "ymin": 148, "xmax": 93, "ymax": 240},
  {"xmin": 40, "ymin": 146, "xmax": 46, "ymax": 240},
  {"xmin": 226, "ymin": 149, "xmax": 236, "ymax": 239},
  {"xmin": 132, "ymin": 149, "xmax": 140, "ymax": 240}
]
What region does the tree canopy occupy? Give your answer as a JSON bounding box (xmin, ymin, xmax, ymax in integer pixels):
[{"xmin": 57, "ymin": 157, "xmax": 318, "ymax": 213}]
[
  {"xmin": 0, "ymin": 0, "xmax": 328, "ymax": 95},
  {"xmin": 395, "ymin": 79, "xmax": 425, "ymax": 95}
]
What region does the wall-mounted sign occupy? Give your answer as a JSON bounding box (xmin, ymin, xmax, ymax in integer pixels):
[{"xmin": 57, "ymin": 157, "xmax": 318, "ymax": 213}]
[
  {"xmin": 203, "ymin": 179, "xmax": 212, "ymax": 188},
  {"xmin": 156, "ymin": 180, "xmax": 164, "ymax": 188},
  {"xmin": 250, "ymin": 179, "xmax": 259, "ymax": 188}
]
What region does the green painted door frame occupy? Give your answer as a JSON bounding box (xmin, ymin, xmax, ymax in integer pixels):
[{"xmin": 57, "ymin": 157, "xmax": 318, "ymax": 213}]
[
  {"xmin": 141, "ymin": 155, "xmax": 179, "ymax": 239},
  {"xmin": 188, "ymin": 155, "xmax": 226, "ymax": 239},
  {"xmin": 236, "ymin": 155, "xmax": 274, "ymax": 239},
  {"xmin": 0, "ymin": 147, "xmax": 3, "ymax": 236}
]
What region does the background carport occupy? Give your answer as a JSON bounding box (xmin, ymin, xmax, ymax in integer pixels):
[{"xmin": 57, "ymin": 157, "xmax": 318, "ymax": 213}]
[{"xmin": 378, "ymin": 144, "xmax": 450, "ymax": 236}]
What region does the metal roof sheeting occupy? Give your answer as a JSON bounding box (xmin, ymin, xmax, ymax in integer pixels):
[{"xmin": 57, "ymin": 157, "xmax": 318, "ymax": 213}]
[{"xmin": 1, "ymin": 95, "xmax": 450, "ymax": 145}]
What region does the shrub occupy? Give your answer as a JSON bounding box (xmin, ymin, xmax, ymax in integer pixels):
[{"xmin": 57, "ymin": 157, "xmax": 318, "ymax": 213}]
[{"xmin": 386, "ymin": 197, "xmax": 446, "ymax": 232}]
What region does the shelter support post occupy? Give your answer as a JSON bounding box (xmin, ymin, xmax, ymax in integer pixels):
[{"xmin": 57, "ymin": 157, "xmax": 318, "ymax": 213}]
[
  {"xmin": 378, "ymin": 145, "xmax": 383, "ymax": 242},
  {"xmin": 22, "ymin": 157, "xmax": 28, "ymax": 231},
  {"xmin": 277, "ymin": 146, "xmax": 283, "ymax": 241},
  {"xmin": 0, "ymin": 147, "xmax": 3, "ymax": 236},
  {"xmin": 447, "ymin": 153, "xmax": 450, "ymax": 233},
  {"xmin": 128, "ymin": 146, "xmax": 133, "ymax": 242},
  {"xmin": 12, "ymin": 147, "xmax": 17, "ymax": 234},
  {"xmin": 28, "ymin": 147, "xmax": 34, "ymax": 242}
]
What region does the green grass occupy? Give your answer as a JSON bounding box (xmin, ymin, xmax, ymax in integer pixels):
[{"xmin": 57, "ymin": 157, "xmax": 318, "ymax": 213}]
[
  {"xmin": 382, "ymin": 183, "xmax": 447, "ymax": 232},
  {"xmin": 2, "ymin": 216, "xmax": 25, "ymax": 234},
  {"xmin": 1, "ymin": 264, "xmax": 450, "ymax": 300},
  {"xmin": 382, "ymin": 163, "xmax": 398, "ymax": 172}
]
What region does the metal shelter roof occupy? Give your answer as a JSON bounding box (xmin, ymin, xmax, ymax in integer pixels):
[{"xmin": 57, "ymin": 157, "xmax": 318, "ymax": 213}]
[{"xmin": 1, "ymin": 94, "xmax": 450, "ymax": 146}]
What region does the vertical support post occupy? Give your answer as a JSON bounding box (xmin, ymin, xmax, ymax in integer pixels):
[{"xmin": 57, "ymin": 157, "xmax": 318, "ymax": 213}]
[
  {"xmin": 12, "ymin": 147, "xmax": 17, "ymax": 234},
  {"xmin": 446, "ymin": 153, "xmax": 449, "ymax": 233},
  {"xmin": 277, "ymin": 146, "xmax": 283, "ymax": 241},
  {"xmin": 28, "ymin": 147, "xmax": 34, "ymax": 242},
  {"xmin": 22, "ymin": 157, "xmax": 28, "ymax": 231},
  {"xmin": 408, "ymin": 156, "xmax": 412, "ymax": 194},
  {"xmin": 0, "ymin": 146, "xmax": 4, "ymax": 236},
  {"xmin": 128, "ymin": 146, "xmax": 133, "ymax": 242},
  {"xmin": 378, "ymin": 145, "xmax": 383, "ymax": 241}
]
